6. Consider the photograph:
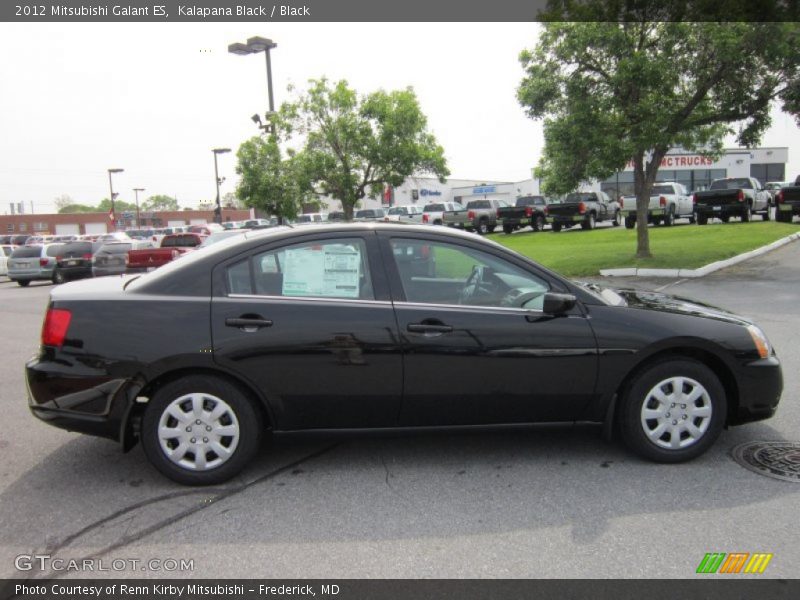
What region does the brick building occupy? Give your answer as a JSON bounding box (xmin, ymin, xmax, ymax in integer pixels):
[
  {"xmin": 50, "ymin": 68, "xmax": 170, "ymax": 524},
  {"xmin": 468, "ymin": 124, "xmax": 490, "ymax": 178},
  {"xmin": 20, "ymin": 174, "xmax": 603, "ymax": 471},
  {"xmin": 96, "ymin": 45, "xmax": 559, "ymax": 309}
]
[{"xmin": 0, "ymin": 208, "xmax": 252, "ymax": 236}]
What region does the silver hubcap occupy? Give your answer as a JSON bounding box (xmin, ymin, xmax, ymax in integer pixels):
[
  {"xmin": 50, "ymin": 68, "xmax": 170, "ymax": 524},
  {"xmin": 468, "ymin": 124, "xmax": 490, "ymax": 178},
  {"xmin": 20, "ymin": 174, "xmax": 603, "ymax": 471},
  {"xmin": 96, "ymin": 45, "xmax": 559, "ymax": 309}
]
[
  {"xmin": 640, "ymin": 376, "xmax": 712, "ymax": 450},
  {"xmin": 157, "ymin": 393, "xmax": 240, "ymax": 471}
]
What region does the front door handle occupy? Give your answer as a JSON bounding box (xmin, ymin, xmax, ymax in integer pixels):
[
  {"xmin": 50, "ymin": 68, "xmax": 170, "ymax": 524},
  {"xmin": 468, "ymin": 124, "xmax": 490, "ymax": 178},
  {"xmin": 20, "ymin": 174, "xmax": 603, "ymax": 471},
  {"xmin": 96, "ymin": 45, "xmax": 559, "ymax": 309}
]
[
  {"xmin": 226, "ymin": 317, "xmax": 273, "ymax": 331},
  {"xmin": 407, "ymin": 323, "xmax": 453, "ymax": 334}
]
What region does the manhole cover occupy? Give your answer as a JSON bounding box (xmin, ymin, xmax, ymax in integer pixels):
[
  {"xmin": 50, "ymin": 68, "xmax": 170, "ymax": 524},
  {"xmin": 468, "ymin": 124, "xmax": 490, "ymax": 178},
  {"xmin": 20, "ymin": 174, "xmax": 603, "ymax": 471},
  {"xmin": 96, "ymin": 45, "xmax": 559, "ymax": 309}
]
[{"xmin": 731, "ymin": 441, "xmax": 800, "ymax": 482}]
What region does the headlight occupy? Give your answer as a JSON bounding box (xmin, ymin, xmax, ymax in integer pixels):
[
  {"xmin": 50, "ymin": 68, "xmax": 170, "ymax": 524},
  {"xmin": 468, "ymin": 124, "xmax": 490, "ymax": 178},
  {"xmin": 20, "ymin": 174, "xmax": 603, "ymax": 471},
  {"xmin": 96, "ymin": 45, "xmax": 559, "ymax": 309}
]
[{"xmin": 747, "ymin": 324, "xmax": 773, "ymax": 359}]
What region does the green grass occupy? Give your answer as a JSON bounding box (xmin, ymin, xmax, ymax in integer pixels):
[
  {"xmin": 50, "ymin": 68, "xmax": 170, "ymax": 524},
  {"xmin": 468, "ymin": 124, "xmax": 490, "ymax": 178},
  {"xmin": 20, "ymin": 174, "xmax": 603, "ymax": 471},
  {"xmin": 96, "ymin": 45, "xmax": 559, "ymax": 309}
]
[{"xmin": 487, "ymin": 221, "xmax": 800, "ymax": 277}]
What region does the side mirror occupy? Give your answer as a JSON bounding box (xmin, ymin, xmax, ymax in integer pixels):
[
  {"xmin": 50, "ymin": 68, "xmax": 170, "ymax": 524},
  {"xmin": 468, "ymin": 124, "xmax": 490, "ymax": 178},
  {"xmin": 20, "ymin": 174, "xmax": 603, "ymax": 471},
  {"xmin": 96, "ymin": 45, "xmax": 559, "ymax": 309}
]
[{"xmin": 542, "ymin": 292, "xmax": 577, "ymax": 315}]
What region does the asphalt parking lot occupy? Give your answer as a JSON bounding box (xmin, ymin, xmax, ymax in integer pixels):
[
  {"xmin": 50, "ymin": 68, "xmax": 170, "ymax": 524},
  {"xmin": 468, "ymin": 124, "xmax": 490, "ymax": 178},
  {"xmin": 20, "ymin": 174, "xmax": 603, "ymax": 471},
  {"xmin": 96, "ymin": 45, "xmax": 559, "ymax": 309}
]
[{"xmin": 0, "ymin": 241, "xmax": 798, "ymax": 580}]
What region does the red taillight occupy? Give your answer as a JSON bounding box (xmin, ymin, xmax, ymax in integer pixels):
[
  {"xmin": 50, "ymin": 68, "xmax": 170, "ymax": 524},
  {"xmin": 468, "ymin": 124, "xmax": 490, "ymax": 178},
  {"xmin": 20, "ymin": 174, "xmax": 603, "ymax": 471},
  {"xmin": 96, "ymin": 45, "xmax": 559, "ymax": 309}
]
[
  {"xmin": 39, "ymin": 258, "xmax": 48, "ymax": 267},
  {"xmin": 467, "ymin": 210, "xmax": 476, "ymax": 220},
  {"xmin": 42, "ymin": 308, "xmax": 72, "ymax": 347},
  {"xmin": 544, "ymin": 206, "xmax": 549, "ymax": 215},
  {"xmin": 82, "ymin": 253, "xmax": 92, "ymax": 260},
  {"xmin": 659, "ymin": 196, "xmax": 667, "ymax": 207},
  {"xmin": 171, "ymin": 249, "xmax": 180, "ymax": 259},
  {"xmin": 525, "ymin": 206, "xmax": 533, "ymax": 217},
  {"xmin": 738, "ymin": 190, "xmax": 745, "ymax": 202},
  {"xmin": 777, "ymin": 191, "xmax": 784, "ymax": 204},
  {"xmin": 422, "ymin": 213, "xmax": 429, "ymax": 223},
  {"xmin": 619, "ymin": 198, "xmax": 624, "ymax": 209},
  {"xmin": 578, "ymin": 201, "xmax": 587, "ymax": 215},
  {"xmin": 692, "ymin": 194, "xmax": 698, "ymax": 204}
]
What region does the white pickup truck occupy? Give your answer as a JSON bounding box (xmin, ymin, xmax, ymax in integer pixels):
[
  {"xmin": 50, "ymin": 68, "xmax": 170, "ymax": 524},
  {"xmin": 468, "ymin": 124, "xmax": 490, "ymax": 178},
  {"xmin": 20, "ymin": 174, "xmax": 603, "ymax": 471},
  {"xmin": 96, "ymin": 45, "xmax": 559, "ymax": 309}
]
[{"xmin": 620, "ymin": 181, "xmax": 694, "ymax": 228}]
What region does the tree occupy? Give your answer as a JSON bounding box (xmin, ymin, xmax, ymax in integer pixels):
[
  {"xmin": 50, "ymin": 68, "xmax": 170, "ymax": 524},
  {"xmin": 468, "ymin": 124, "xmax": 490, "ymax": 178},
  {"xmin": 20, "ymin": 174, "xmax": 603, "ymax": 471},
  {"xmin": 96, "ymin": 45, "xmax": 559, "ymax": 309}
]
[
  {"xmin": 518, "ymin": 10, "xmax": 800, "ymax": 258},
  {"xmin": 59, "ymin": 203, "xmax": 96, "ymax": 214},
  {"xmin": 275, "ymin": 78, "xmax": 449, "ymax": 220},
  {"xmin": 235, "ymin": 135, "xmax": 311, "ymax": 221},
  {"xmin": 97, "ymin": 198, "xmax": 138, "ymax": 213},
  {"xmin": 142, "ymin": 194, "xmax": 179, "ymax": 212},
  {"xmin": 54, "ymin": 194, "xmax": 74, "ymax": 212}
]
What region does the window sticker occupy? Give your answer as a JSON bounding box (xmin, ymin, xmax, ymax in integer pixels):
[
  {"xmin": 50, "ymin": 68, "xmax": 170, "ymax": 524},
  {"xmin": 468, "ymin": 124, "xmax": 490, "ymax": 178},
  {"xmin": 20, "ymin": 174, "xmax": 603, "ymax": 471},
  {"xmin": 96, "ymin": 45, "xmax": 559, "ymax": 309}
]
[{"xmin": 282, "ymin": 244, "xmax": 361, "ymax": 298}]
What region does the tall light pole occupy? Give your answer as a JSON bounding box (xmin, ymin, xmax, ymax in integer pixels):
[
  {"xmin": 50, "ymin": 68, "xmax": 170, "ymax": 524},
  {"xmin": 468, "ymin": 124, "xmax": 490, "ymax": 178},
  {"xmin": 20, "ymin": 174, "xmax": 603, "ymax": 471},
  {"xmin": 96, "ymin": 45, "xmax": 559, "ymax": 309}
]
[
  {"xmin": 133, "ymin": 187, "xmax": 145, "ymax": 226},
  {"xmin": 228, "ymin": 36, "xmax": 278, "ymax": 134},
  {"xmin": 212, "ymin": 148, "xmax": 231, "ymax": 224},
  {"xmin": 107, "ymin": 168, "xmax": 124, "ymax": 231}
]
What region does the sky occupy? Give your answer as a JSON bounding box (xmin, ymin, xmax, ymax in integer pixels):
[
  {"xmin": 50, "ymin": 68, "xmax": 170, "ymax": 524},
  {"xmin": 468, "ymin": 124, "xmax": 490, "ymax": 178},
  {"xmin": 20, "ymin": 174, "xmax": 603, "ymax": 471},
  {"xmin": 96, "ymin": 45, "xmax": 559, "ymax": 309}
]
[{"xmin": 1, "ymin": 22, "xmax": 799, "ymax": 214}]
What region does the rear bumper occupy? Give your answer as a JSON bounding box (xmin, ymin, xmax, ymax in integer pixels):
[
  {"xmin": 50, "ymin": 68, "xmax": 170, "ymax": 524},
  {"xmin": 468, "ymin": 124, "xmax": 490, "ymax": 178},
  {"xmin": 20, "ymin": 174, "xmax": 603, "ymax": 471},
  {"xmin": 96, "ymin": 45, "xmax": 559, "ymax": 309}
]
[
  {"xmin": 731, "ymin": 356, "xmax": 783, "ymax": 425},
  {"xmin": 501, "ymin": 217, "xmax": 530, "ymax": 227},
  {"xmin": 777, "ymin": 203, "xmax": 800, "ymax": 215},
  {"xmin": 26, "ymin": 355, "xmax": 138, "ymax": 443},
  {"xmin": 695, "ymin": 204, "xmax": 746, "ymax": 217},
  {"xmin": 547, "ymin": 214, "xmax": 586, "ymax": 224},
  {"xmin": 621, "ymin": 208, "xmax": 669, "ymax": 219}
]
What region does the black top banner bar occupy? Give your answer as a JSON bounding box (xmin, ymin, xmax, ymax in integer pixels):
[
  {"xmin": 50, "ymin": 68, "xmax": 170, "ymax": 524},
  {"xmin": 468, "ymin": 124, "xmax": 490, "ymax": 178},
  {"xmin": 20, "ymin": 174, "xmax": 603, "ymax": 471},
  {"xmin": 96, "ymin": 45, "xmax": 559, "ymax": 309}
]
[{"xmin": 2, "ymin": 0, "xmax": 798, "ymax": 22}]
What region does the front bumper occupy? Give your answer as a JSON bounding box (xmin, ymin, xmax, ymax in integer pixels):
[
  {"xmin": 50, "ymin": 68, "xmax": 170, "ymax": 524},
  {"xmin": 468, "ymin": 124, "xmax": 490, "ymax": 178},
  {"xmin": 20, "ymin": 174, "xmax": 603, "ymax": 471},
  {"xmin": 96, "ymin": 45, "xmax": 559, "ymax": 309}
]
[{"xmin": 731, "ymin": 355, "xmax": 783, "ymax": 425}]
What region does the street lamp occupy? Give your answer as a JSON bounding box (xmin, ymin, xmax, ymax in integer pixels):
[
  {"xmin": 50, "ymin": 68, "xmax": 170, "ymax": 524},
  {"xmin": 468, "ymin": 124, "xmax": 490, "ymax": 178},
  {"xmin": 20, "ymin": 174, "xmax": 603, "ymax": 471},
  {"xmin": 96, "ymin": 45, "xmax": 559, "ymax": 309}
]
[
  {"xmin": 133, "ymin": 187, "xmax": 145, "ymax": 226},
  {"xmin": 212, "ymin": 148, "xmax": 231, "ymax": 225},
  {"xmin": 228, "ymin": 36, "xmax": 278, "ymax": 134},
  {"xmin": 107, "ymin": 168, "xmax": 124, "ymax": 231}
]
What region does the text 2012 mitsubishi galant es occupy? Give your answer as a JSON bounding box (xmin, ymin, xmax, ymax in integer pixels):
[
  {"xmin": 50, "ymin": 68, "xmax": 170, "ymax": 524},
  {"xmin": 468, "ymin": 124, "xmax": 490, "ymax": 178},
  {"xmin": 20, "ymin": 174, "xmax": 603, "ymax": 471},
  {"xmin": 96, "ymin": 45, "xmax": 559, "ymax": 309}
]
[{"xmin": 26, "ymin": 224, "xmax": 782, "ymax": 485}]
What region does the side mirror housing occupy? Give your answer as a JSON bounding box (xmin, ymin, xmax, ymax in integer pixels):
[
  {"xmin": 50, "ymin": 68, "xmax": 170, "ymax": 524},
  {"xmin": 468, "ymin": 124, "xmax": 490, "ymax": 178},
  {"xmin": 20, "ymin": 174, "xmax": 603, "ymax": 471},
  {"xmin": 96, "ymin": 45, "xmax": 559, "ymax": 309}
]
[{"xmin": 543, "ymin": 292, "xmax": 577, "ymax": 315}]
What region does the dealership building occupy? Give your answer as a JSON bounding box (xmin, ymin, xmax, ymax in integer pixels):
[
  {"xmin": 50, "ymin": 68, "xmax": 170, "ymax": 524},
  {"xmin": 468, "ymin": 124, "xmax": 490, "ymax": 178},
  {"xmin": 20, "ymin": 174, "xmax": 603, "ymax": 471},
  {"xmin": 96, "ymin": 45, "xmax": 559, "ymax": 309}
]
[{"xmin": 599, "ymin": 146, "xmax": 789, "ymax": 199}]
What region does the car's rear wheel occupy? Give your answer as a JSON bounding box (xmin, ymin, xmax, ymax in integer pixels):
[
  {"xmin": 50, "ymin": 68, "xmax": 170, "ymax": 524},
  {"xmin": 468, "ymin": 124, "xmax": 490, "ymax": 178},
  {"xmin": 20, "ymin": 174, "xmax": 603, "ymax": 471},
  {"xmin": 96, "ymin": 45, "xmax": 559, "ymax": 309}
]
[
  {"xmin": 142, "ymin": 375, "xmax": 263, "ymax": 485},
  {"xmin": 624, "ymin": 216, "xmax": 636, "ymax": 229},
  {"xmin": 762, "ymin": 204, "xmax": 771, "ymax": 221},
  {"xmin": 532, "ymin": 214, "xmax": 545, "ymax": 232},
  {"xmin": 620, "ymin": 359, "xmax": 726, "ymax": 463},
  {"xmin": 17, "ymin": 280, "xmax": 30, "ymax": 287},
  {"xmin": 552, "ymin": 222, "xmax": 562, "ymax": 232},
  {"xmin": 503, "ymin": 225, "xmax": 514, "ymax": 234},
  {"xmin": 697, "ymin": 214, "xmax": 708, "ymax": 225},
  {"xmin": 612, "ymin": 210, "xmax": 621, "ymax": 227},
  {"xmin": 720, "ymin": 215, "xmax": 730, "ymax": 223},
  {"xmin": 52, "ymin": 270, "xmax": 66, "ymax": 285},
  {"xmin": 477, "ymin": 219, "xmax": 490, "ymax": 235},
  {"xmin": 664, "ymin": 207, "xmax": 675, "ymax": 227},
  {"xmin": 742, "ymin": 205, "xmax": 752, "ymax": 222}
]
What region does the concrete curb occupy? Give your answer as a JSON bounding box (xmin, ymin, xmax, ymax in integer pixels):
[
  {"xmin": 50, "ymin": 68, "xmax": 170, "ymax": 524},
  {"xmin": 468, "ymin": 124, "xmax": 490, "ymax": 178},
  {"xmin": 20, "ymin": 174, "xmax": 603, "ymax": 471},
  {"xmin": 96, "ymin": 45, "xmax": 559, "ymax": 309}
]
[{"xmin": 600, "ymin": 232, "xmax": 800, "ymax": 278}]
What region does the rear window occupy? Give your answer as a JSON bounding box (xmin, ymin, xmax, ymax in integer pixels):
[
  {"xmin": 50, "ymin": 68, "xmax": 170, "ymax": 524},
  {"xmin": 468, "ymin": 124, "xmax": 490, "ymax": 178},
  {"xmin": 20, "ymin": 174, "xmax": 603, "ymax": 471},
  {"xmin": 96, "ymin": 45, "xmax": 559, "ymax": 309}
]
[
  {"xmin": 710, "ymin": 178, "xmax": 753, "ymax": 190},
  {"xmin": 162, "ymin": 235, "xmax": 201, "ymax": 247},
  {"xmin": 46, "ymin": 244, "xmax": 64, "ymax": 257},
  {"xmin": 516, "ymin": 196, "xmax": 544, "ymax": 207},
  {"xmin": 11, "ymin": 246, "xmax": 41, "ymax": 258},
  {"xmin": 98, "ymin": 243, "xmax": 132, "ymax": 254},
  {"xmin": 59, "ymin": 242, "xmax": 93, "ymax": 255},
  {"xmin": 466, "ymin": 200, "xmax": 491, "ymax": 209},
  {"xmin": 565, "ymin": 193, "xmax": 598, "ymax": 203}
]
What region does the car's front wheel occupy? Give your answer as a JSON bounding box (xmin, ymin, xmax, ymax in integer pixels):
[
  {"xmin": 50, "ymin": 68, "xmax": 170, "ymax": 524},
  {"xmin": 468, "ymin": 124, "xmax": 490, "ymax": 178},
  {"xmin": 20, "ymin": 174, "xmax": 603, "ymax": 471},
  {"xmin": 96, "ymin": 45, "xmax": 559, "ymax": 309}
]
[
  {"xmin": 620, "ymin": 359, "xmax": 726, "ymax": 463},
  {"xmin": 141, "ymin": 375, "xmax": 264, "ymax": 485}
]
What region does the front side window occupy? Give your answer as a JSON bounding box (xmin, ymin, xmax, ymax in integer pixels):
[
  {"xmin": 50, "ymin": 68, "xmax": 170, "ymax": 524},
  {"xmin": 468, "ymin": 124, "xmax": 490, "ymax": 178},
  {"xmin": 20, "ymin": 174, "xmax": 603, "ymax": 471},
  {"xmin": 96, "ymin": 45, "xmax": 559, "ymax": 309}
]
[
  {"xmin": 227, "ymin": 238, "xmax": 374, "ymax": 300},
  {"xmin": 389, "ymin": 239, "xmax": 549, "ymax": 310}
]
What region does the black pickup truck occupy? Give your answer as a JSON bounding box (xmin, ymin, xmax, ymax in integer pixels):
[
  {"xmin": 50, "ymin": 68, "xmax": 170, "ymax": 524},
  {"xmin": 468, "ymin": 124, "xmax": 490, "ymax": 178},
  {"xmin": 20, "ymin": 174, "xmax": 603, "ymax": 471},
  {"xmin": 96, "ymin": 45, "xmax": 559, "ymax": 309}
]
[
  {"xmin": 692, "ymin": 177, "xmax": 771, "ymax": 225},
  {"xmin": 775, "ymin": 176, "xmax": 800, "ymax": 223},
  {"xmin": 546, "ymin": 191, "xmax": 620, "ymax": 232},
  {"xmin": 497, "ymin": 195, "xmax": 548, "ymax": 234}
]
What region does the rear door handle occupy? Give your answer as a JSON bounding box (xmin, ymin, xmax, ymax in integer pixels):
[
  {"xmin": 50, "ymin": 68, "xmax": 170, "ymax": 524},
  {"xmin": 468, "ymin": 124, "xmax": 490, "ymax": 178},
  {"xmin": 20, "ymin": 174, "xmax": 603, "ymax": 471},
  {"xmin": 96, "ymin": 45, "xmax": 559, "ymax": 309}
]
[
  {"xmin": 407, "ymin": 323, "xmax": 453, "ymax": 334},
  {"xmin": 226, "ymin": 317, "xmax": 273, "ymax": 330}
]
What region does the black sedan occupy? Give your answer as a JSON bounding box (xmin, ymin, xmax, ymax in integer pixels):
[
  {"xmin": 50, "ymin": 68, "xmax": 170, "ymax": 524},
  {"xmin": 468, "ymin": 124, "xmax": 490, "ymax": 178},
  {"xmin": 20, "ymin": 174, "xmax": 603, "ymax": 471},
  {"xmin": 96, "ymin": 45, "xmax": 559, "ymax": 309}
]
[{"xmin": 26, "ymin": 224, "xmax": 782, "ymax": 485}]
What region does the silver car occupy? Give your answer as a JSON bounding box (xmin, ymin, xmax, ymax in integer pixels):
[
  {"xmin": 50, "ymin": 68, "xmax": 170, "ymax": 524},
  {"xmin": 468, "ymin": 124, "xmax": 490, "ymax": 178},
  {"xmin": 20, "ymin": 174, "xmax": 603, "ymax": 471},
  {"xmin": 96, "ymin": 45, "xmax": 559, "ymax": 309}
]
[
  {"xmin": 92, "ymin": 240, "xmax": 155, "ymax": 277},
  {"xmin": 7, "ymin": 243, "xmax": 64, "ymax": 286}
]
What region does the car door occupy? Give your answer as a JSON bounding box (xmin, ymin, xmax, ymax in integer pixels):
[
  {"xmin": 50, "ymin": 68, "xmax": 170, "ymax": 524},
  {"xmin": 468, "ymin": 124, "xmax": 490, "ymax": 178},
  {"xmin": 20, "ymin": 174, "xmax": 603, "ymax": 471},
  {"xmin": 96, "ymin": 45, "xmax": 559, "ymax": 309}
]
[
  {"xmin": 211, "ymin": 231, "xmax": 403, "ymax": 430},
  {"xmin": 378, "ymin": 231, "xmax": 598, "ymax": 427}
]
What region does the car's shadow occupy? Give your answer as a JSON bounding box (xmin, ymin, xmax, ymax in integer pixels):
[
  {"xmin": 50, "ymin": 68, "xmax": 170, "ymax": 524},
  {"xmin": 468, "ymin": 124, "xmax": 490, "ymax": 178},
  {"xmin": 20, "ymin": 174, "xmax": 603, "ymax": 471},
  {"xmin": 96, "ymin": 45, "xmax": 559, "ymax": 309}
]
[{"xmin": 0, "ymin": 418, "xmax": 795, "ymax": 577}]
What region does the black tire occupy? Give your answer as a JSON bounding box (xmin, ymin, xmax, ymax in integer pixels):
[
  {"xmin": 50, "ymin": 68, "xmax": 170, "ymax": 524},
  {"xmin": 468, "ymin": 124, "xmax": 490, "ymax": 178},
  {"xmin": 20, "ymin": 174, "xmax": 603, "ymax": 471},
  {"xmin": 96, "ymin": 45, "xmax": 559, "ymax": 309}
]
[
  {"xmin": 688, "ymin": 214, "xmax": 696, "ymax": 224},
  {"xmin": 741, "ymin": 205, "xmax": 752, "ymax": 222},
  {"xmin": 477, "ymin": 219, "xmax": 490, "ymax": 235},
  {"xmin": 552, "ymin": 222, "xmax": 562, "ymax": 233},
  {"xmin": 503, "ymin": 225, "xmax": 514, "ymax": 235},
  {"xmin": 697, "ymin": 214, "xmax": 708, "ymax": 225},
  {"xmin": 612, "ymin": 210, "xmax": 621, "ymax": 227},
  {"xmin": 433, "ymin": 219, "xmax": 442, "ymax": 226},
  {"xmin": 762, "ymin": 204, "xmax": 771, "ymax": 221},
  {"xmin": 141, "ymin": 375, "xmax": 264, "ymax": 485},
  {"xmin": 17, "ymin": 280, "xmax": 30, "ymax": 287},
  {"xmin": 720, "ymin": 215, "xmax": 730, "ymax": 223},
  {"xmin": 664, "ymin": 207, "xmax": 675, "ymax": 227},
  {"xmin": 624, "ymin": 216, "xmax": 636, "ymax": 229},
  {"xmin": 619, "ymin": 358, "xmax": 727, "ymax": 463},
  {"xmin": 581, "ymin": 213, "xmax": 596, "ymax": 230},
  {"xmin": 52, "ymin": 270, "xmax": 66, "ymax": 285}
]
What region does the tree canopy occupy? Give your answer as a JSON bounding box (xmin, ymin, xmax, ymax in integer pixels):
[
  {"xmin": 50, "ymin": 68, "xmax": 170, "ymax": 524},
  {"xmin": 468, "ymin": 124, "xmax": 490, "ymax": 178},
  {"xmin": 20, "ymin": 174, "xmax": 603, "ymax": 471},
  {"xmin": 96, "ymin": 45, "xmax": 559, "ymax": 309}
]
[
  {"xmin": 142, "ymin": 194, "xmax": 179, "ymax": 212},
  {"xmin": 518, "ymin": 12, "xmax": 800, "ymax": 257},
  {"xmin": 237, "ymin": 78, "xmax": 450, "ymax": 220},
  {"xmin": 58, "ymin": 198, "xmax": 138, "ymax": 214}
]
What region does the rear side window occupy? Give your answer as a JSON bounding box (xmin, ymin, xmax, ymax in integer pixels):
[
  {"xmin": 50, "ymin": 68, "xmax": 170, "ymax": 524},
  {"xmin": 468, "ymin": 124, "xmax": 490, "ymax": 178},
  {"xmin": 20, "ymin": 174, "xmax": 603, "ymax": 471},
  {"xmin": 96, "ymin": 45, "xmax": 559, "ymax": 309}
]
[
  {"xmin": 226, "ymin": 238, "xmax": 374, "ymax": 300},
  {"xmin": 11, "ymin": 246, "xmax": 41, "ymax": 258}
]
